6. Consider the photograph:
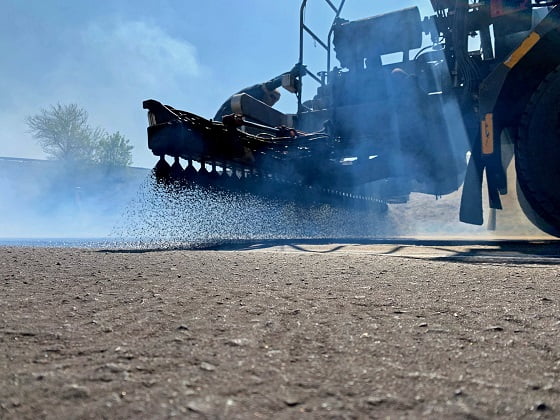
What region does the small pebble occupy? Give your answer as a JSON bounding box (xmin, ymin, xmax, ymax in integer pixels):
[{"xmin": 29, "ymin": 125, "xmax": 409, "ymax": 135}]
[
  {"xmin": 62, "ymin": 384, "xmax": 90, "ymax": 399},
  {"xmin": 200, "ymin": 362, "xmax": 216, "ymax": 371}
]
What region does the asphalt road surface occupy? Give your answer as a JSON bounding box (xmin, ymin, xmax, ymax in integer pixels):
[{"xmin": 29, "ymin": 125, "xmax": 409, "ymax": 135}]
[{"xmin": 1, "ymin": 239, "xmax": 559, "ymax": 419}]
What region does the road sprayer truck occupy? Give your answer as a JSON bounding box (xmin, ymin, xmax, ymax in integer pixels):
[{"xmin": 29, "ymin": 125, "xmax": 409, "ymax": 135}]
[{"xmin": 143, "ymin": 0, "xmax": 560, "ymax": 237}]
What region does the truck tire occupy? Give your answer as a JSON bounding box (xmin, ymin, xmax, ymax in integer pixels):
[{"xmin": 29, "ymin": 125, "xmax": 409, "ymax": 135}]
[{"xmin": 515, "ymin": 64, "xmax": 560, "ymax": 237}]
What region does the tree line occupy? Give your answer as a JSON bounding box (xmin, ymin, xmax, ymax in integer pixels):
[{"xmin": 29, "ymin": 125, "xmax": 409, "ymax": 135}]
[{"xmin": 27, "ymin": 103, "xmax": 133, "ymax": 167}]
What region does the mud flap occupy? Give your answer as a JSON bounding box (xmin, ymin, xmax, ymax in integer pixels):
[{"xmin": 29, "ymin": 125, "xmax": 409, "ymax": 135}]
[
  {"xmin": 459, "ymin": 147, "xmax": 484, "ymax": 225},
  {"xmin": 459, "ymin": 134, "xmax": 503, "ymax": 226}
]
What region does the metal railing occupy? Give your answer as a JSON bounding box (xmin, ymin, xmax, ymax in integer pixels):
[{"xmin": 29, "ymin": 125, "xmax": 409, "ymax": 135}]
[{"xmin": 298, "ymin": 0, "xmax": 346, "ymax": 111}]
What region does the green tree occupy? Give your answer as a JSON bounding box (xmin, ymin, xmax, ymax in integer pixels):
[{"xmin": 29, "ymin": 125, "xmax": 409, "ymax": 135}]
[
  {"xmin": 95, "ymin": 131, "xmax": 134, "ymax": 167},
  {"xmin": 26, "ymin": 103, "xmax": 134, "ymax": 166},
  {"xmin": 26, "ymin": 103, "xmax": 103, "ymax": 162}
]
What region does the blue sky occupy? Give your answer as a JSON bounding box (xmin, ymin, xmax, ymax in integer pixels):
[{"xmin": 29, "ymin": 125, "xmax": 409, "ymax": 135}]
[{"xmin": 1, "ymin": 0, "xmax": 432, "ymax": 167}]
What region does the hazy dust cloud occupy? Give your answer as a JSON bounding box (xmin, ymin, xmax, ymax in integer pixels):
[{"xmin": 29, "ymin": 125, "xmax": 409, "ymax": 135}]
[
  {"xmin": 109, "ymin": 169, "xmax": 545, "ymax": 249},
  {"xmin": 0, "ymin": 158, "xmax": 548, "ymax": 246}
]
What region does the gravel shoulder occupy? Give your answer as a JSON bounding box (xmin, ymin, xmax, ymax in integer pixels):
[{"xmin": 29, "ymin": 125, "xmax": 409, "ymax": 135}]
[{"xmin": 1, "ymin": 244, "xmax": 560, "ymax": 419}]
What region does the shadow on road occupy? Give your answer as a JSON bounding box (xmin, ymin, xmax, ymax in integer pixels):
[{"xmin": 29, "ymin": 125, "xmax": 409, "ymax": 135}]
[{"xmin": 101, "ymin": 238, "xmax": 560, "ymax": 264}]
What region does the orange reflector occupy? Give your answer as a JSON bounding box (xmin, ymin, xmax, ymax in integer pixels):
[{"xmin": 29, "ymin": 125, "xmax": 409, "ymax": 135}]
[
  {"xmin": 481, "ymin": 114, "xmax": 494, "ymax": 155},
  {"xmin": 504, "ymin": 32, "xmax": 540, "ymax": 69}
]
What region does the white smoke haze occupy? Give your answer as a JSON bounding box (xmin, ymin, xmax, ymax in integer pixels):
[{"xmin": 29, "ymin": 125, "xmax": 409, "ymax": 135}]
[
  {"xmin": 0, "ymin": 155, "xmax": 548, "ymax": 244},
  {"xmin": 0, "ymin": 159, "xmax": 147, "ymax": 239},
  {"xmin": 0, "ymin": 1, "xmax": 553, "ymax": 244},
  {"xmin": 110, "ymin": 173, "xmax": 546, "ymax": 250},
  {"xmin": 83, "ymin": 20, "xmax": 201, "ymax": 84},
  {"xmin": 0, "ymin": 17, "xmax": 204, "ymax": 168}
]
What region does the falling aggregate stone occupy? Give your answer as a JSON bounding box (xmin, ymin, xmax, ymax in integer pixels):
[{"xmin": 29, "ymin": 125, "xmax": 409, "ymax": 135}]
[{"xmin": 110, "ymin": 175, "xmax": 394, "ymax": 248}]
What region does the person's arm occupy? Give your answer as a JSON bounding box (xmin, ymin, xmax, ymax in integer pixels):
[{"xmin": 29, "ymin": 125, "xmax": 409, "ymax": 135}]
[{"xmin": 263, "ymin": 63, "xmax": 307, "ymax": 91}]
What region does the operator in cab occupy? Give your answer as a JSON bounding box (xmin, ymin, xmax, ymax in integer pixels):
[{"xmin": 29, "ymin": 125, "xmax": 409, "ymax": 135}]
[{"xmin": 214, "ymin": 63, "xmax": 306, "ymax": 121}]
